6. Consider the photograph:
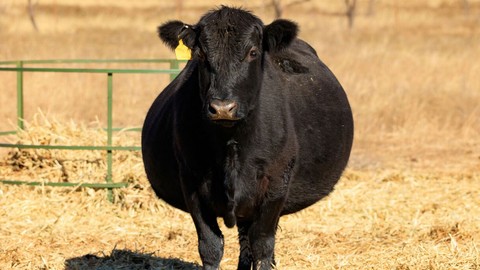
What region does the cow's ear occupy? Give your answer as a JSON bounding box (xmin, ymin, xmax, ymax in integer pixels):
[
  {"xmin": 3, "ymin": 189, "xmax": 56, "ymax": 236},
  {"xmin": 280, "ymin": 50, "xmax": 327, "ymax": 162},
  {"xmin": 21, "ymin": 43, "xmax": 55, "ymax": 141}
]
[
  {"xmin": 158, "ymin": 20, "xmax": 196, "ymax": 50},
  {"xmin": 263, "ymin": 19, "xmax": 298, "ymax": 52}
]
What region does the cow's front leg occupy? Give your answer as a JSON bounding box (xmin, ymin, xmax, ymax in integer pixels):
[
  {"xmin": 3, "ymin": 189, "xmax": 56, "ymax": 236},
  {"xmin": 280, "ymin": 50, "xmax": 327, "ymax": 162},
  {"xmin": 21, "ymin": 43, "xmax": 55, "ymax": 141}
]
[
  {"xmin": 185, "ymin": 191, "xmax": 224, "ymax": 270},
  {"xmin": 248, "ymin": 197, "xmax": 285, "ymax": 270}
]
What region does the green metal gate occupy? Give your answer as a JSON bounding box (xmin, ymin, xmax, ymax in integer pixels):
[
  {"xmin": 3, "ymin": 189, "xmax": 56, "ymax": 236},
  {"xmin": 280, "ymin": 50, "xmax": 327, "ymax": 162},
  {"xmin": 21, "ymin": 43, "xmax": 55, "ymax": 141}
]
[{"xmin": 0, "ymin": 59, "xmax": 185, "ymax": 201}]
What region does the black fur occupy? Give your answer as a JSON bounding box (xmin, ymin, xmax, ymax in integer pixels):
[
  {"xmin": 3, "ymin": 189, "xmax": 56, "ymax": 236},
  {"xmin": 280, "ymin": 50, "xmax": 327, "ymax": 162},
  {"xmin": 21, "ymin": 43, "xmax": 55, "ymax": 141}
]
[
  {"xmin": 263, "ymin": 19, "xmax": 298, "ymax": 52},
  {"xmin": 157, "ymin": 20, "xmax": 184, "ymax": 50},
  {"xmin": 143, "ymin": 6, "xmax": 353, "ymax": 270}
]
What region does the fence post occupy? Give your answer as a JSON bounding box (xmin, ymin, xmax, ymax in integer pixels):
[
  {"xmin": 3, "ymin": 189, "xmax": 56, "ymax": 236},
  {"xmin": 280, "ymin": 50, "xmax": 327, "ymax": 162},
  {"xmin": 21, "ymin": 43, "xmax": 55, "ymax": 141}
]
[
  {"xmin": 17, "ymin": 61, "xmax": 24, "ymax": 130},
  {"xmin": 106, "ymin": 73, "xmax": 114, "ymax": 202}
]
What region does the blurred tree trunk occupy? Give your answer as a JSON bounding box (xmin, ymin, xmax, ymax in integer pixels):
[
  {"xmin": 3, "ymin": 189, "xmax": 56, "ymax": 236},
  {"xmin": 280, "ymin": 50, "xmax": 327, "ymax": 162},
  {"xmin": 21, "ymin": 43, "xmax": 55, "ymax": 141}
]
[
  {"xmin": 272, "ymin": 0, "xmax": 282, "ymax": 18},
  {"xmin": 271, "ymin": 0, "xmax": 311, "ymax": 19},
  {"xmin": 28, "ymin": 0, "xmax": 38, "ymax": 31},
  {"xmin": 345, "ymin": 0, "xmax": 357, "ymax": 29},
  {"xmin": 462, "ymin": 0, "xmax": 470, "ymax": 15}
]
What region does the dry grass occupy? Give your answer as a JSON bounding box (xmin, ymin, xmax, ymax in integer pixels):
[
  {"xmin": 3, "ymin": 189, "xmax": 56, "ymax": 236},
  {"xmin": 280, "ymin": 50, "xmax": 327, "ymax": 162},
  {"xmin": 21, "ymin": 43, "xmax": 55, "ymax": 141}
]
[
  {"xmin": 1, "ymin": 147, "xmax": 479, "ymax": 269},
  {"xmin": 1, "ymin": 0, "xmax": 480, "ymax": 269}
]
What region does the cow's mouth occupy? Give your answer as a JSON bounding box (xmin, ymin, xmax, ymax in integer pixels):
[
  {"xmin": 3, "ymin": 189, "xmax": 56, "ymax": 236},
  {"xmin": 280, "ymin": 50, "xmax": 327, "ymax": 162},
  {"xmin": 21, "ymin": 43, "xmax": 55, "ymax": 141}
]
[{"xmin": 212, "ymin": 119, "xmax": 238, "ymax": 128}]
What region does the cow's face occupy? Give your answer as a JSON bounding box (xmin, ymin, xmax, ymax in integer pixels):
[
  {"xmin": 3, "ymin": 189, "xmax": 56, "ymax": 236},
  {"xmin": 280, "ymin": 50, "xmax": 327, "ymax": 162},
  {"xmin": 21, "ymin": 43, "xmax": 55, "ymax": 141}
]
[{"xmin": 158, "ymin": 7, "xmax": 298, "ymax": 127}]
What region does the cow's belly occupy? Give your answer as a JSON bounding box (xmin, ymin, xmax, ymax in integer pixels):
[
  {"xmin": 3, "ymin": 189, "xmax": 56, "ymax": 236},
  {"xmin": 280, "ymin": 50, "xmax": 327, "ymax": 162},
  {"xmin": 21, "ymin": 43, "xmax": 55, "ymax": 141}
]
[
  {"xmin": 142, "ymin": 128, "xmax": 189, "ymax": 213},
  {"xmin": 281, "ymin": 100, "xmax": 353, "ymax": 215},
  {"xmin": 151, "ymin": 175, "xmax": 188, "ymax": 212}
]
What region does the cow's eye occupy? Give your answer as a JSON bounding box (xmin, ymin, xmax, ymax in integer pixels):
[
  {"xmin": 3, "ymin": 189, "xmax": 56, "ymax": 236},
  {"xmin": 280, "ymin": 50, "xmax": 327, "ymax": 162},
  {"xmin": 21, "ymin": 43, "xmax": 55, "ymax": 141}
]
[{"xmin": 247, "ymin": 47, "xmax": 258, "ymax": 61}]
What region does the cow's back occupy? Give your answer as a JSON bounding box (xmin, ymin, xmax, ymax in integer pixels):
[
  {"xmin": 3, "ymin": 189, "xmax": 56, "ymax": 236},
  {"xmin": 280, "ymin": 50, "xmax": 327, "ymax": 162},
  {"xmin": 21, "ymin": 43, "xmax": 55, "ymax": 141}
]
[{"xmin": 275, "ymin": 39, "xmax": 354, "ymax": 214}]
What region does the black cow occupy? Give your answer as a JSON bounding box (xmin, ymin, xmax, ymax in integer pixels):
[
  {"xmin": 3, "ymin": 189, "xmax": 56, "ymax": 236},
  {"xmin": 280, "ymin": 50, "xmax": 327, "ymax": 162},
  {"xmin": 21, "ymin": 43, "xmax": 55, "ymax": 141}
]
[{"xmin": 142, "ymin": 6, "xmax": 353, "ymax": 270}]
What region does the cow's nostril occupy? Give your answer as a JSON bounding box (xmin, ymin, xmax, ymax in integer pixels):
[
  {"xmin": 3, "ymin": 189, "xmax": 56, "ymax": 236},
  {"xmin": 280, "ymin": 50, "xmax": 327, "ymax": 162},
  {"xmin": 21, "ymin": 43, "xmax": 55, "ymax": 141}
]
[
  {"xmin": 226, "ymin": 102, "xmax": 237, "ymax": 112},
  {"xmin": 208, "ymin": 104, "xmax": 218, "ymax": 115},
  {"xmin": 209, "ymin": 99, "xmax": 238, "ymax": 120}
]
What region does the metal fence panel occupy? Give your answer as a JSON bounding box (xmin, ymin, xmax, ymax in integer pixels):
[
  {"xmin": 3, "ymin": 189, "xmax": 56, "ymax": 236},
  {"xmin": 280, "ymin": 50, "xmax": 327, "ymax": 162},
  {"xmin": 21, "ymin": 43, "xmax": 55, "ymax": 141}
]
[{"xmin": 0, "ymin": 59, "xmax": 186, "ymax": 201}]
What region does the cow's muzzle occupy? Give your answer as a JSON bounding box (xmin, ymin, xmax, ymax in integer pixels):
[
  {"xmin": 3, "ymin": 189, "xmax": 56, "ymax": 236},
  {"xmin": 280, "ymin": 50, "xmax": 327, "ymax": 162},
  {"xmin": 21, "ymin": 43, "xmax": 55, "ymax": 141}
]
[{"xmin": 207, "ymin": 99, "xmax": 240, "ymax": 126}]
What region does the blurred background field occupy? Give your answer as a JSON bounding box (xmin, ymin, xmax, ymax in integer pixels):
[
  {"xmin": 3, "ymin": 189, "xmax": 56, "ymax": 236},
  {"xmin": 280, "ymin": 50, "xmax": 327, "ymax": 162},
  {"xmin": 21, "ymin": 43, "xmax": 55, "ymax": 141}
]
[{"xmin": 0, "ymin": 0, "xmax": 479, "ymax": 269}]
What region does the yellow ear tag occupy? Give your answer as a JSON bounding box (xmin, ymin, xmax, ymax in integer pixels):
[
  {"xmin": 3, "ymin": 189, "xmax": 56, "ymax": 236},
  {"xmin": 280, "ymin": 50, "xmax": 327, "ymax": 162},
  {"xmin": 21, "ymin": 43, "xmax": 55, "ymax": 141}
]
[{"xmin": 175, "ymin": 39, "xmax": 192, "ymax": 60}]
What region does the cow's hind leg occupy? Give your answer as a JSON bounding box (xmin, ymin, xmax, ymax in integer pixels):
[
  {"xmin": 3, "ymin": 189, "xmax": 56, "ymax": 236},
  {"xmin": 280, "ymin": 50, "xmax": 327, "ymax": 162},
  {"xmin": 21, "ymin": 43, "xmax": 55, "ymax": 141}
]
[{"xmin": 237, "ymin": 221, "xmax": 253, "ymax": 270}]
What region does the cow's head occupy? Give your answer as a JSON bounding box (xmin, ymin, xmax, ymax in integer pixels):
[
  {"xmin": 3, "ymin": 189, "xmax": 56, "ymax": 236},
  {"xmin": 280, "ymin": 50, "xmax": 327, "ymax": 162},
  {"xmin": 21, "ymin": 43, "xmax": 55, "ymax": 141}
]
[{"xmin": 158, "ymin": 6, "xmax": 297, "ymax": 127}]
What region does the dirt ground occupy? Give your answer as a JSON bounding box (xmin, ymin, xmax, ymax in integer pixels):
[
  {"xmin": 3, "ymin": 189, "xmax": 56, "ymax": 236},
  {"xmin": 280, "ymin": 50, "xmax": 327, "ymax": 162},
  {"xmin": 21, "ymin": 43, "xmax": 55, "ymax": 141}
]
[{"xmin": 1, "ymin": 0, "xmax": 479, "ymax": 269}]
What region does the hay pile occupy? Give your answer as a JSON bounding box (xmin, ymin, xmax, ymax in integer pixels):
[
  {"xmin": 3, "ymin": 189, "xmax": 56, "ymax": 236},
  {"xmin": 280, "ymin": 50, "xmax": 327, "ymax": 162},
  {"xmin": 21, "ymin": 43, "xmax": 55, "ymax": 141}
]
[
  {"xmin": 1, "ymin": 114, "xmax": 479, "ymax": 269},
  {"xmin": 0, "ymin": 112, "xmax": 156, "ymax": 209}
]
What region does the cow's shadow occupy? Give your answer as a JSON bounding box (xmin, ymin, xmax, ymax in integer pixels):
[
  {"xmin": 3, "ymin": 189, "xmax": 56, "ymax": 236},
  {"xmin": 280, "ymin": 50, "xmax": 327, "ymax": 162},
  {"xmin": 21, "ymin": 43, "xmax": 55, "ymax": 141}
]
[{"xmin": 65, "ymin": 249, "xmax": 200, "ymax": 270}]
